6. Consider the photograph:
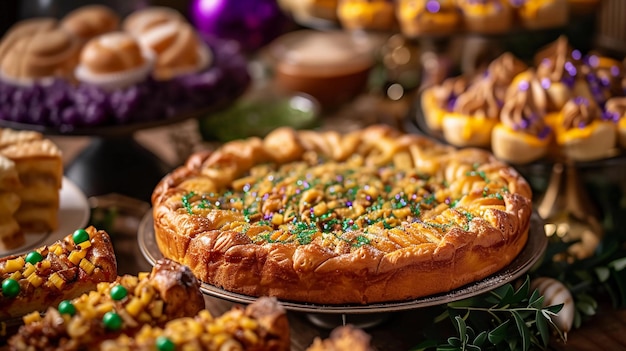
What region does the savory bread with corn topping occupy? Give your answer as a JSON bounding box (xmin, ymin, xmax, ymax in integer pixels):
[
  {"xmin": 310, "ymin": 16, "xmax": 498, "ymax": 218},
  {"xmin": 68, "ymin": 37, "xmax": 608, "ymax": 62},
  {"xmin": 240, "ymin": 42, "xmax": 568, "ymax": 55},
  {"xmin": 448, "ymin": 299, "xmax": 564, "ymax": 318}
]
[
  {"xmin": 8, "ymin": 258, "xmax": 204, "ymax": 349},
  {"xmin": 99, "ymin": 297, "xmax": 290, "ymax": 351},
  {"xmin": 0, "ymin": 226, "xmax": 117, "ymax": 321}
]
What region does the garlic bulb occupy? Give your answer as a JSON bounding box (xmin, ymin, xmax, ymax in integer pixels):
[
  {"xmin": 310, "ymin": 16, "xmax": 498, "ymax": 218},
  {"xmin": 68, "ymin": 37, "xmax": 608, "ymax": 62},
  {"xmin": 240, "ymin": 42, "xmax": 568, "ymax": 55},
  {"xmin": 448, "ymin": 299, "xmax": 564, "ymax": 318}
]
[{"xmin": 531, "ymin": 277, "xmax": 575, "ymax": 338}]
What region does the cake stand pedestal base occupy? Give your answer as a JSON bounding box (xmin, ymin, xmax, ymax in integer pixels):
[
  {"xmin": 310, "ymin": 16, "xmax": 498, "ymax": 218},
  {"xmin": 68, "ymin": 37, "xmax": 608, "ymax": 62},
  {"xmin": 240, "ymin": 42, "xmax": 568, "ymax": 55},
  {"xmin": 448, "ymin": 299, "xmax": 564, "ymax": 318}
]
[{"xmin": 65, "ymin": 137, "xmax": 170, "ymax": 202}]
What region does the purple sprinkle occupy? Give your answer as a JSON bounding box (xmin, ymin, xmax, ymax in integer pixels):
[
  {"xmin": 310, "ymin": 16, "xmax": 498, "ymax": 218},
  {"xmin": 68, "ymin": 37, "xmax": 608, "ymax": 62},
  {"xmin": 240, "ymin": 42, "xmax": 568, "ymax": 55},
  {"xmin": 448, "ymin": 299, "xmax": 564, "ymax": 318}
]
[
  {"xmin": 444, "ymin": 197, "xmax": 451, "ymax": 205},
  {"xmin": 572, "ymin": 50, "xmax": 582, "ymax": 61},
  {"xmin": 395, "ymin": 194, "xmax": 401, "ymax": 200},
  {"xmin": 519, "ymin": 119, "xmax": 529, "ymax": 129},
  {"xmin": 336, "ymin": 175, "xmax": 343, "ymax": 182},
  {"xmin": 264, "ymin": 213, "xmax": 273, "ymax": 220},
  {"xmin": 426, "ymin": 0, "xmax": 441, "ymax": 13},
  {"xmin": 564, "ymin": 62, "xmax": 577, "ymax": 76},
  {"xmin": 578, "ymin": 121, "xmax": 587, "ymax": 129},
  {"xmin": 510, "ymin": 0, "xmax": 525, "ymax": 6},
  {"xmin": 366, "ymin": 195, "xmax": 372, "ymax": 201},
  {"xmin": 588, "ymin": 55, "xmax": 599, "ymax": 67},
  {"xmin": 600, "ymin": 77, "xmax": 610, "ymax": 87},
  {"xmin": 538, "ymin": 126, "xmax": 551, "ymax": 139},
  {"xmin": 262, "ymin": 193, "xmax": 269, "ymax": 200},
  {"xmin": 310, "ymin": 208, "xmax": 314, "ymax": 214},
  {"xmin": 574, "ymin": 96, "xmax": 589, "ymax": 105},
  {"xmin": 541, "ymin": 58, "xmax": 552, "ymax": 66},
  {"xmin": 411, "ymin": 194, "xmax": 418, "ymax": 200},
  {"xmin": 346, "ymin": 201, "xmax": 353, "ymax": 207},
  {"xmin": 603, "ymin": 111, "xmax": 619, "ymax": 122},
  {"xmin": 295, "ymin": 189, "xmax": 301, "ymax": 194},
  {"xmin": 518, "ymin": 80, "xmax": 530, "ymax": 91},
  {"xmin": 541, "ymin": 78, "xmax": 551, "ymax": 89},
  {"xmin": 611, "ymin": 65, "xmax": 621, "ymax": 77}
]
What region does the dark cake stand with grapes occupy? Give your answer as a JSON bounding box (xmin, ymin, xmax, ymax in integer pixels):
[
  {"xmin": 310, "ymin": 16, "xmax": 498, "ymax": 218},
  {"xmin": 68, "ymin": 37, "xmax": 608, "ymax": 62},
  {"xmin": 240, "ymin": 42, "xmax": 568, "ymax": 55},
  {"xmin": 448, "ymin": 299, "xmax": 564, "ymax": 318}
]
[{"xmin": 0, "ymin": 37, "xmax": 250, "ymax": 201}]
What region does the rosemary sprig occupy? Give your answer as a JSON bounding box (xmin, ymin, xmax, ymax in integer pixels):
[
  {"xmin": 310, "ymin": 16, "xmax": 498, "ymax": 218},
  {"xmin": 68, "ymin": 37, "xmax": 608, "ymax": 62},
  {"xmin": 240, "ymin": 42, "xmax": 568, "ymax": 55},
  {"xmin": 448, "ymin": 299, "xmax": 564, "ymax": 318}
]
[{"xmin": 412, "ymin": 276, "xmax": 564, "ymax": 351}]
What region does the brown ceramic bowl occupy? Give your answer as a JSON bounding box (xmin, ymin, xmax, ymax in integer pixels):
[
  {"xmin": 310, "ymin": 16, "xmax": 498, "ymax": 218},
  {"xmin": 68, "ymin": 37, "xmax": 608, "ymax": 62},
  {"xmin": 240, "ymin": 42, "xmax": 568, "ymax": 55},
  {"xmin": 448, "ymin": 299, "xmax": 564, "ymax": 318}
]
[{"xmin": 268, "ymin": 30, "xmax": 376, "ymax": 109}]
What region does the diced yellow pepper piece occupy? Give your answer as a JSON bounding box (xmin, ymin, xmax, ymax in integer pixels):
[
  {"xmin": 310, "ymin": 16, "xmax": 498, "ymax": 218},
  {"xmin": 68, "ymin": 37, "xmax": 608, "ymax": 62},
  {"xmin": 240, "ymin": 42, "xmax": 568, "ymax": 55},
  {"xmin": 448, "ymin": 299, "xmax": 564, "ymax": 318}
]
[
  {"xmin": 22, "ymin": 311, "xmax": 41, "ymax": 324},
  {"xmin": 8, "ymin": 271, "xmax": 21, "ymax": 281},
  {"xmin": 22, "ymin": 263, "xmax": 36, "ymax": 278},
  {"xmin": 4, "ymin": 256, "xmax": 25, "ymax": 273},
  {"xmin": 27, "ymin": 274, "xmax": 43, "ymax": 287},
  {"xmin": 48, "ymin": 272, "xmax": 65, "ymax": 290},
  {"xmin": 78, "ymin": 240, "xmax": 91, "ymax": 249},
  {"xmin": 79, "ymin": 258, "xmax": 95, "ymax": 274},
  {"xmin": 68, "ymin": 249, "xmax": 87, "ymax": 265},
  {"xmin": 125, "ymin": 297, "xmax": 144, "ymax": 317}
]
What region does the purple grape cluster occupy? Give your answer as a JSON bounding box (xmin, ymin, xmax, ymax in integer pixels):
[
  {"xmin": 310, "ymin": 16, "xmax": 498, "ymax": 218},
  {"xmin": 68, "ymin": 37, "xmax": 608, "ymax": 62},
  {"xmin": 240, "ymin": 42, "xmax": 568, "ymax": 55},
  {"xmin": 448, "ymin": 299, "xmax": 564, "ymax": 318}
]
[{"xmin": 0, "ymin": 36, "xmax": 250, "ymax": 132}]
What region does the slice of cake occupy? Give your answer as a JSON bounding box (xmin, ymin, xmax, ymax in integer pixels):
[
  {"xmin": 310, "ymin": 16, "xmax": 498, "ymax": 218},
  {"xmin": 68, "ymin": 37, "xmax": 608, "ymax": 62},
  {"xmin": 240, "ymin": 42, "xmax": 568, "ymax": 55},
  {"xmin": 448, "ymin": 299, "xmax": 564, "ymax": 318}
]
[
  {"xmin": 0, "ymin": 155, "xmax": 23, "ymax": 249},
  {"xmin": 0, "ymin": 133, "xmax": 63, "ymax": 233}
]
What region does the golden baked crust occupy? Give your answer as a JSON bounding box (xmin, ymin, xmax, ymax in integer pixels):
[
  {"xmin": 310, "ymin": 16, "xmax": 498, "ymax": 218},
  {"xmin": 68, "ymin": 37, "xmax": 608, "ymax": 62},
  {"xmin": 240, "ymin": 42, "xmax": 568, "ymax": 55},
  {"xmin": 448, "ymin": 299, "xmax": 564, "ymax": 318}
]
[
  {"xmin": 8, "ymin": 258, "xmax": 205, "ymax": 349},
  {"xmin": 0, "ymin": 226, "xmax": 117, "ymax": 320},
  {"xmin": 152, "ymin": 125, "xmax": 533, "ymax": 305}
]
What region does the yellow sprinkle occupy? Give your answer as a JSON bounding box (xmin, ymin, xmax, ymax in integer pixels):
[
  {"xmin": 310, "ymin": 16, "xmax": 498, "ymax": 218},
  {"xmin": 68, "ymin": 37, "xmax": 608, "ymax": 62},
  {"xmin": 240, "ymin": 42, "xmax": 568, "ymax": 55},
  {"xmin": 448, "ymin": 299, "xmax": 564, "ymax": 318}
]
[
  {"xmin": 68, "ymin": 249, "xmax": 87, "ymax": 265},
  {"xmin": 26, "ymin": 274, "xmax": 43, "ymax": 287},
  {"xmin": 78, "ymin": 240, "xmax": 92, "ymax": 249},
  {"xmin": 48, "ymin": 272, "xmax": 65, "ymax": 290}
]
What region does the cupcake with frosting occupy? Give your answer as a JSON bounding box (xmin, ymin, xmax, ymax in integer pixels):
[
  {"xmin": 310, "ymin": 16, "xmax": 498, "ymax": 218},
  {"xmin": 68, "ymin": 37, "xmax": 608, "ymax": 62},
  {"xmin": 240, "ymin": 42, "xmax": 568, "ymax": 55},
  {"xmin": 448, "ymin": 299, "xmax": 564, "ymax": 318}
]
[
  {"xmin": 492, "ymin": 74, "xmax": 552, "ymax": 164},
  {"xmin": 74, "ymin": 31, "xmax": 154, "ymax": 90},
  {"xmin": 555, "ymin": 96, "xmax": 617, "ymax": 161},
  {"xmin": 605, "ymin": 97, "xmax": 626, "ymax": 149},
  {"xmin": 457, "ymin": 0, "xmax": 514, "ymax": 34},
  {"xmin": 581, "ymin": 53, "xmax": 624, "ymax": 107},
  {"xmin": 396, "ymin": 0, "xmax": 461, "ymax": 37},
  {"xmin": 337, "ymin": 0, "xmax": 397, "ymax": 31},
  {"xmin": 485, "ymin": 52, "xmax": 528, "ymax": 102},
  {"xmin": 441, "ymin": 76, "xmax": 501, "ymax": 147},
  {"xmin": 421, "ymin": 75, "xmax": 471, "ymax": 132},
  {"xmin": 513, "ymin": 0, "xmax": 569, "ymax": 30}
]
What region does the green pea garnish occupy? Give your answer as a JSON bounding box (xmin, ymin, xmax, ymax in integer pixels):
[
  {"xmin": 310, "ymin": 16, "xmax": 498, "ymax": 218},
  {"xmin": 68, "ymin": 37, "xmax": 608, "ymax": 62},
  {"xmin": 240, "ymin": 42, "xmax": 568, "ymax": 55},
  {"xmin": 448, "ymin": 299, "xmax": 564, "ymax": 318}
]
[
  {"xmin": 72, "ymin": 229, "xmax": 90, "ymax": 245},
  {"xmin": 25, "ymin": 251, "xmax": 43, "ymax": 265},
  {"xmin": 110, "ymin": 285, "xmax": 127, "ymax": 301},
  {"xmin": 58, "ymin": 300, "xmax": 76, "ymax": 316},
  {"xmin": 156, "ymin": 336, "xmax": 175, "ymax": 351},
  {"xmin": 1, "ymin": 278, "xmax": 20, "ymax": 298},
  {"xmin": 102, "ymin": 311, "xmax": 123, "ymax": 331}
]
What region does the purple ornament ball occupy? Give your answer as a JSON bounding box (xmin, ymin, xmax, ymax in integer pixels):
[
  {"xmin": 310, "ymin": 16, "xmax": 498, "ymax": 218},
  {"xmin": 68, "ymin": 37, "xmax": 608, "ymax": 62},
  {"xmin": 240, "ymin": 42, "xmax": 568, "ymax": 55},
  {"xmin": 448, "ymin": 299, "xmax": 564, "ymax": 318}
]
[{"xmin": 189, "ymin": 0, "xmax": 291, "ymax": 52}]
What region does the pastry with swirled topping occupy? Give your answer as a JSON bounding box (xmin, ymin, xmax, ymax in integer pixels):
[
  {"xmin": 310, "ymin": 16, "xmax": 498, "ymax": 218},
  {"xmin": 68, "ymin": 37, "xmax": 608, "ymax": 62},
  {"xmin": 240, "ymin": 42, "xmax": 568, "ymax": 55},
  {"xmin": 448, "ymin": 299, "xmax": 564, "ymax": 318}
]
[
  {"xmin": 492, "ymin": 71, "xmax": 553, "ymax": 164},
  {"xmin": 555, "ymin": 96, "xmax": 617, "ymax": 161}
]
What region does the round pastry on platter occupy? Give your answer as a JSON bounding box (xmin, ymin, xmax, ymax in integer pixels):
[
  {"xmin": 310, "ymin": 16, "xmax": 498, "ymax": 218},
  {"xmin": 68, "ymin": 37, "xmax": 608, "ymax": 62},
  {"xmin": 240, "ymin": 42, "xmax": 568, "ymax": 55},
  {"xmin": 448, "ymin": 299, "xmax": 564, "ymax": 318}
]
[
  {"xmin": 396, "ymin": 0, "xmax": 461, "ymax": 37},
  {"xmin": 74, "ymin": 31, "xmax": 154, "ymax": 90},
  {"xmin": 136, "ymin": 20, "xmax": 212, "ymax": 80},
  {"xmin": 514, "ymin": 0, "xmax": 569, "ymax": 30},
  {"xmin": 0, "ymin": 26, "xmax": 79, "ymax": 86},
  {"xmin": 337, "ymin": 0, "xmax": 397, "ymax": 31},
  {"xmin": 555, "ymin": 96, "xmax": 617, "ymax": 161},
  {"xmin": 457, "ymin": 0, "xmax": 514, "ymax": 34},
  {"xmin": 492, "ymin": 75, "xmax": 553, "ymax": 164},
  {"xmin": 152, "ymin": 125, "xmax": 533, "ymax": 305},
  {"xmin": 0, "ymin": 17, "xmax": 58, "ymax": 66},
  {"xmin": 605, "ymin": 97, "xmax": 626, "ymax": 149},
  {"xmin": 441, "ymin": 77, "xmax": 501, "ymax": 147},
  {"xmin": 60, "ymin": 4, "xmax": 120, "ymax": 44},
  {"xmin": 420, "ymin": 75, "xmax": 471, "ymax": 132},
  {"xmin": 122, "ymin": 6, "xmax": 186, "ymax": 36}
]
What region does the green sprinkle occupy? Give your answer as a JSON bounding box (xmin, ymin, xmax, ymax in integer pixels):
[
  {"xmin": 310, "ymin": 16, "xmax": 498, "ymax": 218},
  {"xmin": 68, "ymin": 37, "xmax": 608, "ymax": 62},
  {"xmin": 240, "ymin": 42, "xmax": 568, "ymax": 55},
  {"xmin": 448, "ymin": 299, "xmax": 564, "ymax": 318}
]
[
  {"xmin": 103, "ymin": 311, "xmax": 123, "ymax": 331},
  {"xmin": 58, "ymin": 300, "xmax": 76, "ymax": 316},
  {"xmin": 352, "ymin": 235, "xmax": 371, "ymax": 247},
  {"xmin": 110, "ymin": 285, "xmax": 128, "ymax": 301},
  {"xmin": 25, "ymin": 251, "xmax": 43, "ymax": 265},
  {"xmin": 72, "ymin": 229, "xmax": 90, "ymax": 245},
  {"xmin": 156, "ymin": 336, "xmax": 175, "ymax": 351},
  {"xmin": 182, "ymin": 192, "xmax": 195, "ymax": 215},
  {"xmin": 2, "ymin": 278, "xmax": 20, "ymax": 298}
]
